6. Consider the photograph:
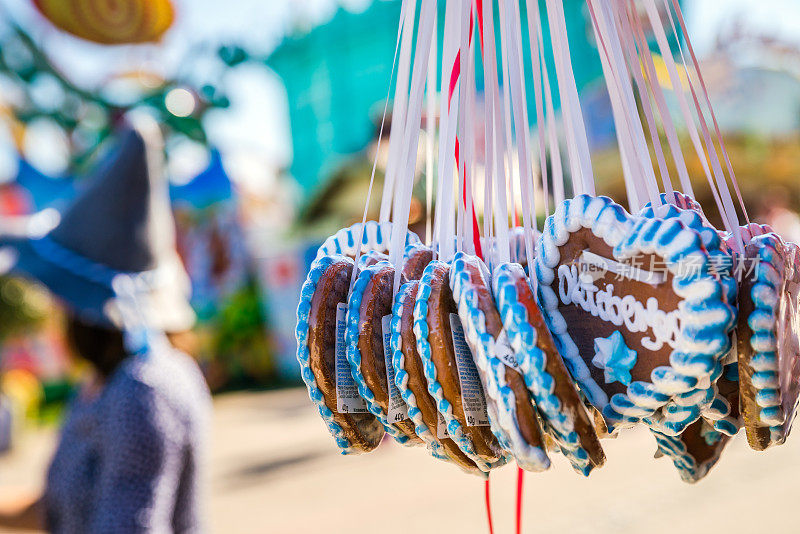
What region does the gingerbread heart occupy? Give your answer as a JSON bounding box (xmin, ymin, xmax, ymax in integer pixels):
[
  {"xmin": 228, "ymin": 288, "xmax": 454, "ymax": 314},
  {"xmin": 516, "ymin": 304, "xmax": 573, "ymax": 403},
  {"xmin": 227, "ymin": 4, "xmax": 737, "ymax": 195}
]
[
  {"xmin": 402, "ymin": 242, "xmax": 433, "ymax": 282},
  {"xmin": 493, "ymin": 261, "xmax": 606, "ymax": 475},
  {"xmin": 736, "ymin": 232, "xmax": 800, "ymax": 450},
  {"xmin": 413, "ymin": 260, "xmax": 508, "ymax": 472},
  {"xmin": 652, "ymin": 419, "xmax": 731, "ymax": 483},
  {"xmin": 450, "ymin": 252, "xmax": 550, "ymax": 472},
  {"xmin": 295, "ymin": 255, "xmax": 384, "ymax": 453},
  {"xmin": 391, "ymin": 280, "xmax": 482, "ymax": 474},
  {"xmin": 535, "ymin": 195, "xmax": 734, "ymax": 436},
  {"xmin": 346, "ymin": 261, "xmax": 422, "ymax": 445},
  {"xmin": 640, "ymin": 193, "xmax": 739, "ymax": 436}
]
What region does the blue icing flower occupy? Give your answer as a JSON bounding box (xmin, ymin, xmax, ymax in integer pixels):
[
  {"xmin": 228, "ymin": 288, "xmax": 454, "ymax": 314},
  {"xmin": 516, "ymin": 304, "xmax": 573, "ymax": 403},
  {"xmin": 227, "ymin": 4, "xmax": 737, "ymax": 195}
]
[
  {"xmin": 701, "ymin": 424, "xmax": 722, "ymax": 446},
  {"xmin": 592, "ymin": 331, "xmax": 637, "ymax": 387}
]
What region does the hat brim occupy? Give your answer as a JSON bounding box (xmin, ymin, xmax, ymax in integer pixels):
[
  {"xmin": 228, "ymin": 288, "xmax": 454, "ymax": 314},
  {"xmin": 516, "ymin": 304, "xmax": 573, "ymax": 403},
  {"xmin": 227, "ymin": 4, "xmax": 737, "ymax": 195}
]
[{"xmin": 0, "ymin": 237, "xmax": 195, "ymax": 332}]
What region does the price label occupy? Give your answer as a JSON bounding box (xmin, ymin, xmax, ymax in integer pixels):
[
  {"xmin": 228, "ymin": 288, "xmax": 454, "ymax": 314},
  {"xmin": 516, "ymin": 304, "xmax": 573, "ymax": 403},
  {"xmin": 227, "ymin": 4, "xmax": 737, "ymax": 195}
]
[
  {"xmin": 493, "ymin": 328, "xmax": 520, "ymax": 371},
  {"xmin": 437, "ymin": 412, "xmax": 450, "ymax": 439},
  {"xmin": 382, "ymin": 314, "xmax": 409, "ymax": 423},
  {"xmin": 335, "ymin": 303, "xmax": 367, "ymax": 413},
  {"xmin": 449, "ymin": 313, "xmax": 490, "ymax": 426}
]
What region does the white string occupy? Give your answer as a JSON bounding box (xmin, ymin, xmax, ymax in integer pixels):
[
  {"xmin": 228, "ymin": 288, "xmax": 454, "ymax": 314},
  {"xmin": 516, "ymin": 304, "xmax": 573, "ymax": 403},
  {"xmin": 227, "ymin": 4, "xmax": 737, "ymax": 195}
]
[
  {"xmin": 482, "ymin": 0, "xmax": 510, "ymax": 266},
  {"xmin": 525, "ymin": 0, "xmax": 550, "ymax": 217},
  {"xmin": 503, "ymin": 0, "xmax": 536, "ymax": 273},
  {"xmin": 435, "ymin": 0, "xmax": 461, "ymax": 263},
  {"xmin": 544, "ymin": 0, "xmax": 595, "ymax": 196},
  {"xmin": 666, "ymin": 0, "xmax": 749, "ymax": 224},
  {"xmin": 616, "ymin": 2, "xmax": 674, "ymax": 200},
  {"xmin": 641, "ymin": 0, "xmax": 741, "ymax": 251},
  {"xmin": 531, "ymin": 2, "xmax": 564, "ymax": 206},
  {"xmin": 626, "ymin": 0, "xmax": 694, "ymax": 198},
  {"xmin": 380, "ymin": 0, "xmax": 417, "ymax": 223},
  {"xmin": 390, "ymin": 0, "xmax": 438, "ymax": 294},
  {"xmin": 347, "ymin": 0, "xmax": 407, "ymax": 296},
  {"xmin": 425, "ymin": 10, "xmax": 437, "ymax": 245}
]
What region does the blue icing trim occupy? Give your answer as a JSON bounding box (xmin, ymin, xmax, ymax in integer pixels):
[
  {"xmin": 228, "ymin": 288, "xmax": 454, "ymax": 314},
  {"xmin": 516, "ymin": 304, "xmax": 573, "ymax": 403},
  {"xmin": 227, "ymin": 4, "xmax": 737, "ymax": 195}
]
[
  {"xmin": 493, "ymin": 262, "xmax": 600, "ymax": 475},
  {"xmin": 316, "ymin": 221, "xmax": 421, "ymax": 261},
  {"xmin": 389, "ymin": 282, "xmax": 470, "ymax": 469},
  {"xmin": 651, "ymin": 422, "xmax": 728, "ymax": 483},
  {"xmin": 345, "ymin": 261, "xmax": 411, "ymax": 445},
  {"xmin": 535, "ymin": 194, "xmax": 733, "ymax": 436},
  {"xmin": 412, "ymin": 260, "xmax": 507, "ymax": 473},
  {"xmin": 741, "ymin": 233, "xmax": 800, "ymax": 444},
  {"xmin": 295, "ymin": 254, "xmax": 383, "ymax": 454},
  {"xmin": 450, "ymin": 252, "xmax": 549, "ymax": 472},
  {"xmin": 592, "ymin": 331, "xmax": 637, "ymax": 386}
]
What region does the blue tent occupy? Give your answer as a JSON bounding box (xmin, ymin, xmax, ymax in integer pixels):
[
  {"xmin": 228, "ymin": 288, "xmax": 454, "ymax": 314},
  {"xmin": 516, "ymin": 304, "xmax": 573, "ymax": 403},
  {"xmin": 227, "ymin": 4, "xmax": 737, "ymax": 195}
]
[
  {"xmin": 14, "ymin": 159, "xmax": 76, "ymax": 212},
  {"xmin": 170, "ymin": 150, "xmax": 234, "ymax": 211}
]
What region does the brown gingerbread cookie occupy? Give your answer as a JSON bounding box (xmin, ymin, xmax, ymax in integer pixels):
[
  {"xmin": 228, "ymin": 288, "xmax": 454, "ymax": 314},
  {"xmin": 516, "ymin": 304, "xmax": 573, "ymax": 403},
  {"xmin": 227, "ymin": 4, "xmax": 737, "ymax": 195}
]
[
  {"xmin": 296, "ymin": 255, "xmax": 384, "ymax": 453},
  {"xmin": 346, "ymin": 261, "xmax": 422, "ymax": 445},
  {"xmin": 413, "ymin": 260, "xmax": 507, "ymax": 472},
  {"xmin": 736, "ymin": 233, "xmax": 800, "ymax": 450},
  {"xmin": 391, "ymin": 280, "xmax": 481, "ymax": 473},
  {"xmin": 493, "ymin": 261, "xmax": 605, "ymax": 475},
  {"xmin": 450, "ymin": 252, "xmax": 550, "ymax": 471}
]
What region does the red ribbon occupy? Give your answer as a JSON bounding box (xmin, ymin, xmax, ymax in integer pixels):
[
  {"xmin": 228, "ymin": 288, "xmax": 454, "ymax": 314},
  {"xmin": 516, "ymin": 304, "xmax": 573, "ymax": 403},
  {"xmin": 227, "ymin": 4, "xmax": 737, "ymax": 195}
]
[
  {"xmin": 485, "ymin": 476, "xmax": 495, "ymax": 534},
  {"xmin": 516, "ymin": 467, "xmax": 524, "ymax": 534}
]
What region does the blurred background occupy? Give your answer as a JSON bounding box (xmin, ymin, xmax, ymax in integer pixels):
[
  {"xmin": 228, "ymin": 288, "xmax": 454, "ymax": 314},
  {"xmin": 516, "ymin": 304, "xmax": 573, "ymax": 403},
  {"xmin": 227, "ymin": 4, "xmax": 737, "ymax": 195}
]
[{"xmin": 0, "ymin": 0, "xmax": 799, "ymax": 532}]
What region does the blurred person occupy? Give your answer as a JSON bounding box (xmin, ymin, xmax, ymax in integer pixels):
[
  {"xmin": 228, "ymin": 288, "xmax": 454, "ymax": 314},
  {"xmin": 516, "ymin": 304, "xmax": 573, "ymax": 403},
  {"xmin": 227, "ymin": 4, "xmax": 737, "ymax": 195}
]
[{"xmin": 0, "ymin": 117, "xmax": 210, "ymax": 533}]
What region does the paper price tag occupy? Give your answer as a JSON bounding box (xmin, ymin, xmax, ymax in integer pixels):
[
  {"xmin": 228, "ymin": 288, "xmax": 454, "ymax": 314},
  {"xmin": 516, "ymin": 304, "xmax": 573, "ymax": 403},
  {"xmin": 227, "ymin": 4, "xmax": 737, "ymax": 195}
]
[
  {"xmin": 437, "ymin": 412, "xmax": 450, "ymax": 439},
  {"xmin": 494, "ymin": 328, "xmax": 520, "ymax": 371},
  {"xmin": 382, "ymin": 315, "xmax": 409, "ymax": 423},
  {"xmin": 335, "ymin": 303, "xmax": 367, "ymax": 413},
  {"xmin": 449, "ymin": 313, "xmax": 490, "ymax": 427}
]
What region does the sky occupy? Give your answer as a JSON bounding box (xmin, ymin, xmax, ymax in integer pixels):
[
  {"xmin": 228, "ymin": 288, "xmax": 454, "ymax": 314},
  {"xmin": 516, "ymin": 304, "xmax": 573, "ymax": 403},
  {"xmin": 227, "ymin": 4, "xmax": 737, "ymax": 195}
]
[{"xmin": 1, "ymin": 0, "xmax": 799, "ymax": 192}]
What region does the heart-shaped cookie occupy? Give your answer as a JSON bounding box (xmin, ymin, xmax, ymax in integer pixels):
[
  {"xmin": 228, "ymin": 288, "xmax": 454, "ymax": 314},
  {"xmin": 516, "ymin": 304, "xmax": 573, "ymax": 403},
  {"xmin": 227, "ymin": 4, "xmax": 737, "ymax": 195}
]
[
  {"xmin": 493, "ymin": 261, "xmax": 606, "ymax": 475},
  {"xmin": 391, "ymin": 280, "xmax": 482, "ymax": 474},
  {"xmin": 652, "ymin": 419, "xmax": 731, "ymax": 483},
  {"xmin": 736, "ymin": 232, "xmax": 800, "ymax": 450},
  {"xmin": 640, "ymin": 193, "xmax": 739, "ymax": 435},
  {"xmin": 450, "ymin": 252, "xmax": 550, "ymax": 472},
  {"xmin": 402, "ymin": 242, "xmax": 433, "ymax": 282},
  {"xmin": 346, "ymin": 261, "xmax": 422, "ymax": 445},
  {"xmin": 295, "ymin": 255, "xmax": 384, "ymax": 453},
  {"xmin": 413, "ymin": 260, "xmax": 508, "ymax": 472},
  {"xmin": 535, "ymin": 195, "xmax": 734, "ymax": 435}
]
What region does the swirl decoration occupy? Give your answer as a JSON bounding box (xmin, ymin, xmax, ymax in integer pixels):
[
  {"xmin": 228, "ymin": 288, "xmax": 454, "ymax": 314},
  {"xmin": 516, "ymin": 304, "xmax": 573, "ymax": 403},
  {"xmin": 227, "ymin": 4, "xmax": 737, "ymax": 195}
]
[{"xmin": 33, "ymin": 0, "xmax": 174, "ymax": 45}]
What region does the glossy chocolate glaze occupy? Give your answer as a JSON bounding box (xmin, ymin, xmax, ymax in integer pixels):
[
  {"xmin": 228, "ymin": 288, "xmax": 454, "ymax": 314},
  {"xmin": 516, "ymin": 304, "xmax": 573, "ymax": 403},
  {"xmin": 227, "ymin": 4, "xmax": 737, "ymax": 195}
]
[
  {"xmin": 557, "ymin": 227, "xmax": 680, "ymax": 398},
  {"xmin": 400, "ymin": 281, "xmax": 479, "ymax": 471},
  {"xmin": 402, "ymin": 246, "xmax": 433, "ymax": 283},
  {"xmin": 737, "ymin": 237, "xmax": 800, "ymax": 450},
  {"xmin": 509, "ymin": 265, "xmax": 606, "ymax": 468},
  {"xmin": 359, "ymin": 264, "xmax": 421, "ymax": 443},
  {"xmin": 460, "ymin": 257, "xmax": 547, "ymax": 452},
  {"xmin": 426, "ymin": 263, "xmax": 504, "ymax": 462},
  {"xmin": 308, "ymin": 259, "xmax": 383, "ymax": 452}
]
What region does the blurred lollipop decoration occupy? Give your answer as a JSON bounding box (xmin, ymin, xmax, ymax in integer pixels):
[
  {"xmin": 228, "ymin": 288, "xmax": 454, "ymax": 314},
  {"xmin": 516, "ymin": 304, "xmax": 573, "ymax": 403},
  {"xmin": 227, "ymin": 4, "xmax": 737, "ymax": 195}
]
[{"xmin": 32, "ymin": 0, "xmax": 175, "ymax": 45}]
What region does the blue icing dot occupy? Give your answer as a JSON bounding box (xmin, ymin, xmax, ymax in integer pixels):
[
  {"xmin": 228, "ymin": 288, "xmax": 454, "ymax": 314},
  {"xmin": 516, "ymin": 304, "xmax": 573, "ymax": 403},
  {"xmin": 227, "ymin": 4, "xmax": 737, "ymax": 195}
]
[{"xmin": 592, "ymin": 331, "xmax": 637, "ymax": 387}]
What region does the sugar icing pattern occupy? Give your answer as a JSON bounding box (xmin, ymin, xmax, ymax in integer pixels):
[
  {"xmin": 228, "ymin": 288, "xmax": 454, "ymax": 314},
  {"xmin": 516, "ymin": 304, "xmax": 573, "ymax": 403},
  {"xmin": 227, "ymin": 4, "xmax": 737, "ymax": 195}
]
[
  {"xmin": 390, "ymin": 282, "xmax": 452, "ymax": 464},
  {"xmin": 743, "ymin": 233, "xmax": 797, "ymax": 442},
  {"xmin": 295, "ymin": 254, "xmax": 383, "ymax": 454},
  {"xmin": 535, "ymin": 194, "xmax": 733, "ymax": 436},
  {"xmin": 651, "ymin": 427, "xmax": 725, "ymax": 483},
  {"xmin": 316, "ymin": 221, "xmax": 420, "ymax": 261},
  {"xmin": 413, "ymin": 260, "xmax": 508, "ymax": 473},
  {"xmin": 640, "ymin": 194, "xmax": 740, "ymax": 436},
  {"xmin": 493, "ymin": 262, "xmax": 598, "ymax": 475},
  {"xmin": 450, "ymin": 252, "xmax": 550, "ymax": 472},
  {"xmin": 345, "ymin": 261, "xmax": 413, "ymax": 445}
]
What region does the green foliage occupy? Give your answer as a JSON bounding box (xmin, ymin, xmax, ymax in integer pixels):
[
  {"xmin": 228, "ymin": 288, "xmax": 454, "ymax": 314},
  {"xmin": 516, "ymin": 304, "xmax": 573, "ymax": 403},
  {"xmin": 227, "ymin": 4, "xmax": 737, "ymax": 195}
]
[{"xmin": 0, "ymin": 277, "xmax": 49, "ymax": 342}]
